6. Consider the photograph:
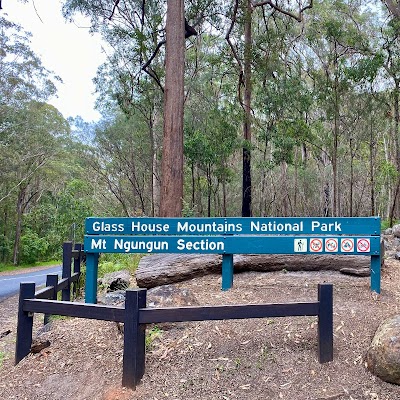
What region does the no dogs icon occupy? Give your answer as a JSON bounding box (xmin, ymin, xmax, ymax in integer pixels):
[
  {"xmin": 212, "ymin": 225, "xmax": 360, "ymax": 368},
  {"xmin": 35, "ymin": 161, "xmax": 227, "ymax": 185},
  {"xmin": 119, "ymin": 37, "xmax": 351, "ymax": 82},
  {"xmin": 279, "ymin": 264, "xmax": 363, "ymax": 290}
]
[{"xmin": 310, "ymin": 238, "xmax": 323, "ymax": 252}]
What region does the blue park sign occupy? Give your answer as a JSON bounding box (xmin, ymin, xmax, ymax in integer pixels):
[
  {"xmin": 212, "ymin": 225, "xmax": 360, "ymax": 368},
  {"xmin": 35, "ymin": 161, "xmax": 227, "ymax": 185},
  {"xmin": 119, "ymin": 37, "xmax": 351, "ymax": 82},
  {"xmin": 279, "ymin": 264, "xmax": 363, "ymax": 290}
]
[
  {"xmin": 85, "ymin": 217, "xmax": 380, "ymax": 236},
  {"xmin": 84, "ymin": 217, "xmax": 381, "ymax": 302}
]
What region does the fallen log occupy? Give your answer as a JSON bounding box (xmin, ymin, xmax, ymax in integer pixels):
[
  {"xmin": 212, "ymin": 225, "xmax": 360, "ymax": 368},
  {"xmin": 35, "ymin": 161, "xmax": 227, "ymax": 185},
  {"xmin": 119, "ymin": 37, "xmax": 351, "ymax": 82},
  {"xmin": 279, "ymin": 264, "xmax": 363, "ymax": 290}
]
[{"xmin": 136, "ymin": 253, "xmax": 375, "ymax": 288}]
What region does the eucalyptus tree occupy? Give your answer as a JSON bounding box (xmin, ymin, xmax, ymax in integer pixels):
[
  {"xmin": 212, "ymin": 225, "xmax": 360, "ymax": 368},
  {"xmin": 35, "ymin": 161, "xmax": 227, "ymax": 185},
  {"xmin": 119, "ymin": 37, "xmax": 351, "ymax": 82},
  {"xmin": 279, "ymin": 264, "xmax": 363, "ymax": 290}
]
[
  {"xmin": 224, "ymin": 0, "xmax": 313, "ymax": 217},
  {"xmin": 378, "ymin": 13, "xmax": 400, "ymax": 223},
  {"xmin": 90, "ymin": 112, "xmax": 155, "ymax": 216},
  {"xmin": 4, "ymin": 102, "xmax": 70, "ymax": 264},
  {"xmin": 0, "ymin": 16, "xmax": 69, "ymax": 264},
  {"xmin": 381, "ymin": 0, "xmax": 400, "ymax": 19},
  {"xmin": 62, "ymin": 0, "xmax": 205, "ymax": 217},
  {"xmin": 250, "ymin": 11, "xmax": 313, "ymax": 216},
  {"xmin": 303, "ymin": 0, "xmax": 372, "ymax": 216}
]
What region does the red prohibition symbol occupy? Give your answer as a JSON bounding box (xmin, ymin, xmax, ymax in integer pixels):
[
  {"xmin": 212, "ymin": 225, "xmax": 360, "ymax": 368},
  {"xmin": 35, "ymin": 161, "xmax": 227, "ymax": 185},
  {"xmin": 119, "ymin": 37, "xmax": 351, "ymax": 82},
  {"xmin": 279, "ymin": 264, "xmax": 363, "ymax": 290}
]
[
  {"xmin": 325, "ymin": 238, "xmax": 338, "ymax": 252},
  {"xmin": 341, "ymin": 239, "xmax": 354, "ymax": 252},
  {"xmin": 357, "ymin": 238, "xmax": 370, "ymax": 252},
  {"xmin": 310, "ymin": 238, "xmax": 323, "ymax": 252}
]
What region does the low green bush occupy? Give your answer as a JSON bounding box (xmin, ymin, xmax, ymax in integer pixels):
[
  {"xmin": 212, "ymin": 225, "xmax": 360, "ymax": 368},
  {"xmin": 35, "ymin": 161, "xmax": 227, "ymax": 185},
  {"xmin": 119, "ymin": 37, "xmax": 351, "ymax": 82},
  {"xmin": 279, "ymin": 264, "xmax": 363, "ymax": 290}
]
[{"xmin": 19, "ymin": 230, "xmax": 49, "ymax": 264}]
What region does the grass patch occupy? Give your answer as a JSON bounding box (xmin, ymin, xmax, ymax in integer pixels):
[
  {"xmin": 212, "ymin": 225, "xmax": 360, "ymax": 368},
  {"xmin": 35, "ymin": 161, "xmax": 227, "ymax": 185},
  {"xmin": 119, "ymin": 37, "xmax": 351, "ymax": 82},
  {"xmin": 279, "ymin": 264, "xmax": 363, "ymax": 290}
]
[
  {"xmin": 0, "ymin": 259, "xmax": 60, "ymax": 274},
  {"xmin": 146, "ymin": 326, "xmax": 162, "ymax": 350},
  {"xmin": 78, "ymin": 253, "xmax": 143, "ymax": 292},
  {"xmin": 0, "ymin": 351, "xmax": 6, "ymax": 368},
  {"xmin": 98, "ymin": 253, "xmax": 142, "ymax": 278},
  {"xmin": 381, "ymin": 219, "xmax": 400, "ymax": 231},
  {"xmin": 48, "ymin": 314, "xmax": 70, "ymax": 322}
]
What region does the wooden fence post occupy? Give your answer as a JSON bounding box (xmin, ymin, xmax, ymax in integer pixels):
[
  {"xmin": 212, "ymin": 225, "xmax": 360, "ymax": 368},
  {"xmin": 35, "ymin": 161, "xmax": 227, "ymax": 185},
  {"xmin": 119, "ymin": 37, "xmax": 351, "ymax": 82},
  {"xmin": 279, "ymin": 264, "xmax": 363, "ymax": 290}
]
[
  {"xmin": 62, "ymin": 241, "xmax": 73, "ymax": 302},
  {"xmin": 15, "ymin": 282, "xmax": 35, "ymax": 364},
  {"xmin": 317, "ymin": 283, "xmax": 333, "ymax": 363},
  {"xmin": 122, "ymin": 289, "xmax": 147, "ymax": 389},
  {"xmin": 44, "ymin": 274, "xmax": 59, "ymax": 325},
  {"xmin": 73, "ymin": 243, "xmax": 82, "ymax": 297}
]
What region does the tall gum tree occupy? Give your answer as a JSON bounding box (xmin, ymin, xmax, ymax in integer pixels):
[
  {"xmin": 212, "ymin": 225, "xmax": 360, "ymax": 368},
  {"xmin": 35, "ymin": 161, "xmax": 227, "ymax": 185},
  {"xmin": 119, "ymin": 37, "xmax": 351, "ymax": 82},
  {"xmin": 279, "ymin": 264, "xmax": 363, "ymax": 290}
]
[
  {"xmin": 61, "ymin": 0, "xmax": 203, "ymax": 217},
  {"xmin": 225, "ymin": 0, "xmax": 313, "ymax": 217},
  {"xmin": 160, "ymin": 0, "xmax": 185, "ymax": 216},
  {"xmin": 304, "ymin": 0, "xmax": 371, "ymax": 216}
]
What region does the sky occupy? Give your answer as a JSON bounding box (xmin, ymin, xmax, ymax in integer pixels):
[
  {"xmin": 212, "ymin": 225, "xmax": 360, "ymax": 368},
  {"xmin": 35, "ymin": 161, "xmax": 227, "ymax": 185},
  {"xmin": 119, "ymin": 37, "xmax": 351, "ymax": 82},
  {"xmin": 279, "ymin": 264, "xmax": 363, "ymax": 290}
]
[{"xmin": 2, "ymin": 0, "xmax": 106, "ymax": 122}]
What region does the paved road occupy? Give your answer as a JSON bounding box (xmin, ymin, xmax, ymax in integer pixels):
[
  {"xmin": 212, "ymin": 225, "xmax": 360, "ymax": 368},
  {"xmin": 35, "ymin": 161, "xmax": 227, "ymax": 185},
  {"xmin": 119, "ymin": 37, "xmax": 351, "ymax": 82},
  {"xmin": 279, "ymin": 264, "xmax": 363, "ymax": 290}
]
[{"xmin": 0, "ymin": 265, "xmax": 62, "ymax": 300}]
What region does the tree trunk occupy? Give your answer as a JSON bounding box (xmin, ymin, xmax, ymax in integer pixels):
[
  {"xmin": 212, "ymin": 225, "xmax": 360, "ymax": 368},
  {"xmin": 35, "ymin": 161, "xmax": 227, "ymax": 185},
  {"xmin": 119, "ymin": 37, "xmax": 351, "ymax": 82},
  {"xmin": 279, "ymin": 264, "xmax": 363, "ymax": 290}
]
[
  {"xmin": 370, "ymin": 111, "xmax": 376, "ymax": 216},
  {"xmin": 2, "ymin": 206, "xmax": 8, "ymax": 262},
  {"xmin": 222, "ymin": 177, "xmax": 227, "ymax": 217},
  {"xmin": 191, "ymin": 162, "xmax": 195, "ymax": 209},
  {"xmin": 332, "ymin": 47, "xmax": 339, "ymax": 217},
  {"xmin": 242, "ymin": 0, "xmax": 252, "ymax": 217},
  {"xmin": 159, "ymin": 0, "xmax": 185, "ymax": 217},
  {"xmin": 206, "ymin": 166, "xmax": 212, "ymax": 217},
  {"xmin": 149, "ymin": 109, "xmax": 160, "ymax": 217},
  {"xmin": 389, "ymin": 80, "xmax": 400, "ymax": 225},
  {"xmin": 281, "ymin": 162, "xmax": 289, "ymax": 216},
  {"xmin": 350, "ymin": 136, "xmax": 354, "ymax": 217},
  {"xmin": 13, "ymin": 187, "xmax": 26, "ymax": 265}
]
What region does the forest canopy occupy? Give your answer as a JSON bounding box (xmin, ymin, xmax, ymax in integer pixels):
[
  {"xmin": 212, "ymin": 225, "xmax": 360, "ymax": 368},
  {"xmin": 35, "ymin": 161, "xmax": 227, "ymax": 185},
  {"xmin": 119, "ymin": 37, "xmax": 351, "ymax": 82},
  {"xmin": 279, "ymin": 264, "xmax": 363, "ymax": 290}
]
[{"xmin": 1, "ymin": 0, "xmax": 400, "ymax": 264}]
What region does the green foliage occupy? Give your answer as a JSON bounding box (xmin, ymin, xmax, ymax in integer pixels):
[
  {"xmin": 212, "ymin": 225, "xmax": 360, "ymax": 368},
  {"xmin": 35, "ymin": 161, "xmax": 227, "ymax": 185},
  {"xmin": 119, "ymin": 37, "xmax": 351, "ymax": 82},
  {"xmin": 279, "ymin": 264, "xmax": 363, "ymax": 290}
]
[
  {"xmin": 382, "ymin": 218, "xmax": 400, "ymax": 230},
  {"xmin": 182, "ymin": 199, "xmax": 197, "ymax": 217},
  {"xmin": 145, "ymin": 326, "xmax": 162, "ymax": 351},
  {"xmin": 344, "ymin": 53, "xmax": 385, "ymax": 83},
  {"xmin": 0, "ymin": 351, "xmax": 6, "ymax": 367},
  {"xmin": 272, "ymin": 119, "xmax": 312, "ymax": 165},
  {"xmin": 19, "ymin": 230, "xmax": 49, "ymax": 265},
  {"xmin": 21, "ymin": 178, "xmax": 94, "ymax": 261},
  {"xmin": 0, "ymin": 260, "xmax": 60, "ymax": 274},
  {"xmin": 1, "ymin": 1, "xmax": 399, "ymax": 236},
  {"xmin": 98, "ymin": 253, "xmax": 142, "ymax": 278}
]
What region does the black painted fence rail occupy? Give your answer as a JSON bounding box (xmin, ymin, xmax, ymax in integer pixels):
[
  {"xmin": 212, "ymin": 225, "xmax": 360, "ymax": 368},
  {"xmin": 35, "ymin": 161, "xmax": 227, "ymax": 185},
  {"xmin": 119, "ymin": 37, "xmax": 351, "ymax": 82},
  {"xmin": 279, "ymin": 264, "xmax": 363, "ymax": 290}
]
[
  {"xmin": 15, "ymin": 272, "xmax": 333, "ymax": 389},
  {"xmin": 15, "ymin": 241, "xmax": 84, "ymax": 363}
]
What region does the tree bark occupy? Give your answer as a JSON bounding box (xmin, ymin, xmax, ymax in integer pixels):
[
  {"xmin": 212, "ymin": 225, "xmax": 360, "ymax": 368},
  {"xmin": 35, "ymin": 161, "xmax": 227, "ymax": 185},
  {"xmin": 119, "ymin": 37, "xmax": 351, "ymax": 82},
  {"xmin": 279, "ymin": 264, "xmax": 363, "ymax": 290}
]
[
  {"xmin": 242, "ymin": 0, "xmax": 252, "ymax": 217},
  {"xmin": 389, "ymin": 79, "xmax": 400, "ymax": 225},
  {"xmin": 382, "ymin": 0, "xmax": 400, "ymax": 19},
  {"xmin": 370, "ymin": 110, "xmax": 376, "ymax": 216},
  {"xmin": 13, "ymin": 186, "xmax": 26, "ymax": 265},
  {"xmin": 159, "ymin": 0, "xmax": 185, "ymax": 217},
  {"xmin": 332, "ymin": 44, "xmax": 339, "ymax": 216}
]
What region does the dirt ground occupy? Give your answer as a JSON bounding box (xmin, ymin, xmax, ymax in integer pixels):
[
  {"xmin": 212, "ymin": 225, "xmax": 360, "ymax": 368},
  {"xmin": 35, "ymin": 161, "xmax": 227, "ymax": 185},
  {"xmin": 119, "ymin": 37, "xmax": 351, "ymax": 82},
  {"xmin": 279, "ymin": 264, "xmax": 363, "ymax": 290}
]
[{"xmin": 1, "ymin": 258, "xmax": 400, "ymax": 400}]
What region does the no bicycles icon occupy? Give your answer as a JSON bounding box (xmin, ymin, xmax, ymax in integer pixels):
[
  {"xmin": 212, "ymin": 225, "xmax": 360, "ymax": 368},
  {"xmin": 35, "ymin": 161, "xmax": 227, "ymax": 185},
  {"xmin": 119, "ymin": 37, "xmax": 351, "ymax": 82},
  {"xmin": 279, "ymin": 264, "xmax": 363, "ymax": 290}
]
[{"xmin": 357, "ymin": 238, "xmax": 370, "ymax": 252}]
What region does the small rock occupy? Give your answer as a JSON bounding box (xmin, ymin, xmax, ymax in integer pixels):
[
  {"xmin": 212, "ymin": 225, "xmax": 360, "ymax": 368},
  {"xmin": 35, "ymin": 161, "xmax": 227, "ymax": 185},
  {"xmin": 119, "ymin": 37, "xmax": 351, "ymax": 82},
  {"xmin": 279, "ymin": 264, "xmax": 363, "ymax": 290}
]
[
  {"xmin": 383, "ymin": 238, "xmax": 391, "ymax": 251},
  {"xmin": 395, "ymin": 253, "xmax": 400, "ymax": 261},
  {"xmin": 384, "ymin": 228, "xmax": 393, "ymax": 235},
  {"xmin": 366, "ymin": 315, "xmax": 400, "ymax": 385},
  {"xmin": 393, "ymin": 238, "xmax": 400, "ymax": 250},
  {"xmin": 102, "ymin": 291, "xmax": 126, "ymax": 305},
  {"xmin": 392, "ymin": 224, "xmax": 400, "ymax": 238},
  {"xmin": 30, "ymin": 339, "xmax": 51, "ymax": 354},
  {"xmin": 100, "ymin": 270, "xmax": 131, "ymax": 292},
  {"xmin": 147, "ymin": 285, "xmax": 199, "ymax": 330},
  {"xmin": 147, "ymin": 285, "xmax": 199, "ymax": 308}
]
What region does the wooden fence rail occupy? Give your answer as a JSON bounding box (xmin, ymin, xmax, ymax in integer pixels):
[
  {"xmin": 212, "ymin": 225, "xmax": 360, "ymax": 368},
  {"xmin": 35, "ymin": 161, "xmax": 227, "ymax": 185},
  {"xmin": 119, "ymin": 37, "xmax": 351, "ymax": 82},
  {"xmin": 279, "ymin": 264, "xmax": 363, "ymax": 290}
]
[
  {"xmin": 15, "ymin": 241, "xmax": 84, "ymax": 362},
  {"xmin": 15, "ymin": 280, "xmax": 333, "ymax": 390}
]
